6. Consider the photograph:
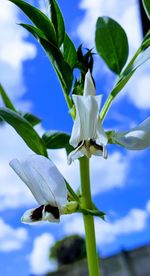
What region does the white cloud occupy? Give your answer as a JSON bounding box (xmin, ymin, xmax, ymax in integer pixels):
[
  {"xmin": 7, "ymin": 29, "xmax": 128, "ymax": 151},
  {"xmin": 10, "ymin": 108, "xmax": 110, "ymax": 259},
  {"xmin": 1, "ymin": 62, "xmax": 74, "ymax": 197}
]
[
  {"xmin": 125, "ymin": 63, "xmax": 150, "ymax": 110},
  {"xmin": 63, "ymin": 207, "xmax": 148, "ymax": 246},
  {"xmin": 77, "ymin": 0, "xmax": 141, "ymax": 51},
  {"xmin": 0, "ymin": 217, "xmax": 28, "ymax": 252},
  {"xmin": 38, "ymin": 0, "xmax": 49, "ymax": 15},
  {"xmin": 49, "ymin": 149, "xmax": 128, "ymax": 194},
  {"xmin": 90, "ymin": 152, "xmax": 128, "ymax": 193},
  {"xmin": 30, "ymin": 233, "xmax": 57, "ymax": 274},
  {"xmin": 0, "ymin": 0, "xmax": 36, "ymax": 105}
]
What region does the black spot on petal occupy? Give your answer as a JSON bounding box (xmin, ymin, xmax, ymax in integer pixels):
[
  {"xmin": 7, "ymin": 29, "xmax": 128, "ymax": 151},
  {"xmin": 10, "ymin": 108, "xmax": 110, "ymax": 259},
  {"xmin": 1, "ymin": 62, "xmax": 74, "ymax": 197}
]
[
  {"xmin": 90, "ymin": 139, "xmax": 103, "ymax": 151},
  {"xmin": 45, "ymin": 204, "xmax": 60, "ymax": 219},
  {"xmin": 30, "ymin": 205, "xmax": 44, "ymax": 221}
]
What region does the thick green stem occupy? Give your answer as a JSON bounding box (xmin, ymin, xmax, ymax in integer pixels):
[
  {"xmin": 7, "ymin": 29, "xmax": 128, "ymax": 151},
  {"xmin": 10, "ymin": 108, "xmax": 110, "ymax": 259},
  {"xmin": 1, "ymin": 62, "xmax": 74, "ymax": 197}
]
[{"xmin": 80, "ymin": 157, "xmax": 100, "ymax": 276}]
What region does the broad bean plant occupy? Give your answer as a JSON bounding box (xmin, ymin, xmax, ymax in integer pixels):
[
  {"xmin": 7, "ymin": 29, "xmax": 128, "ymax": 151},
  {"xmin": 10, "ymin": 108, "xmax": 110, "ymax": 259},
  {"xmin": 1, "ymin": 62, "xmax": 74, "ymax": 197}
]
[{"xmin": 1, "ymin": 0, "xmax": 150, "ymax": 275}]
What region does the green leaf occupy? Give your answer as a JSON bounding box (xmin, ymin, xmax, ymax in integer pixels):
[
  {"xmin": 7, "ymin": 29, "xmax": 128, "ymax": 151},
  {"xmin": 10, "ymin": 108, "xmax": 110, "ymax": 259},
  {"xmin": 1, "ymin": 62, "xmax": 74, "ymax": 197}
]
[
  {"xmin": 49, "ymin": 0, "xmax": 65, "ymax": 47},
  {"xmin": 0, "ymin": 107, "xmax": 47, "ymax": 156},
  {"xmin": 8, "ymin": 0, "xmax": 57, "ymax": 45},
  {"xmin": 61, "ymin": 33, "xmax": 77, "ymax": 68},
  {"xmin": 0, "ymin": 84, "xmax": 16, "ymax": 111},
  {"xmin": 20, "ymin": 23, "xmax": 49, "ymax": 41},
  {"xmin": 19, "ymin": 112, "xmax": 41, "ymax": 126},
  {"xmin": 0, "ymin": 84, "xmax": 41, "ymax": 126},
  {"xmin": 95, "ymin": 16, "xmax": 129, "ymax": 74},
  {"xmin": 0, "ymin": 116, "xmax": 4, "ymax": 125},
  {"xmin": 20, "ymin": 24, "xmax": 73, "ymax": 94},
  {"xmin": 42, "ymin": 130, "xmax": 73, "ymax": 154},
  {"xmin": 142, "ymin": 0, "xmax": 150, "ymax": 20}
]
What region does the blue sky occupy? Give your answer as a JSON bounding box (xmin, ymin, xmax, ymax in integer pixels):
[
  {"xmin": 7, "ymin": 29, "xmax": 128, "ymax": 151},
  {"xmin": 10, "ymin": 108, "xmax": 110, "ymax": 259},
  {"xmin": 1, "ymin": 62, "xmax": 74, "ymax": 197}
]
[{"xmin": 0, "ymin": 0, "xmax": 150, "ymax": 275}]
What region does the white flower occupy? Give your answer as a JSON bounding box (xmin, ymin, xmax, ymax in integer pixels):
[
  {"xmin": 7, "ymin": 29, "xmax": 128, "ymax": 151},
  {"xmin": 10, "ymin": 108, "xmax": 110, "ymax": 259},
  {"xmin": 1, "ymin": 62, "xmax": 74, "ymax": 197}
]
[
  {"xmin": 9, "ymin": 155, "xmax": 67, "ymax": 224},
  {"xmin": 111, "ymin": 117, "xmax": 150, "ymax": 150},
  {"xmin": 68, "ymin": 70, "xmax": 107, "ymax": 164}
]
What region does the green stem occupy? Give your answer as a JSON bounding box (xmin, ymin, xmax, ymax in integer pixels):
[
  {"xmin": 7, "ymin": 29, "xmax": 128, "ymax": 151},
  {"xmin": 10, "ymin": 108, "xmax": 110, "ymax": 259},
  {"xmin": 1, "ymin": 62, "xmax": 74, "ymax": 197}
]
[
  {"xmin": 100, "ymin": 47, "xmax": 143, "ymax": 123},
  {"xmin": 100, "ymin": 93, "xmax": 114, "ymax": 123},
  {"xmin": 80, "ymin": 157, "xmax": 100, "ymax": 276}
]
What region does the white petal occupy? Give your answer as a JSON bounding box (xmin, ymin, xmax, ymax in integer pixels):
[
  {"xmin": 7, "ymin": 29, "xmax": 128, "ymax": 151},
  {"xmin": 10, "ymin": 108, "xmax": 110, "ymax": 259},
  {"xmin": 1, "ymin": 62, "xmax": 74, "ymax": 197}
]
[
  {"xmin": 113, "ymin": 117, "xmax": 150, "ymax": 150},
  {"xmin": 10, "ymin": 159, "xmax": 49, "ymax": 205},
  {"xmin": 103, "ymin": 146, "xmax": 108, "ymax": 159},
  {"xmin": 69, "ymin": 95, "xmax": 102, "ymax": 147},
  {"xmin": 43, "ymin": 212, "xmax": 59, "ymax": 223},
  {"xmin": 21, "ymin": 206, "xmax": 59, "ymax": 224},
  {"xmin": 21, "ymin": 208, "xmax": 43, "ymax": 224},
  {"xmin": 93, "ymin": 145, "xmax": 108, "ymax": 159},
  {"xmin": 10, "ymin": 155, "xmax": 67, "ymax": 207},
  {"xmin": 83, "ymin": 70, "xmax": 96, "ymax": 96},
  {"xmin": 96, "ymin": 117, "xmax": 108, "ymax": 146},
  {"xmin": 68, "ymin": 145, "xmax": 84, "ymax": 164},
  {"xmin": 44, "ymin": 212, "xmax": 59, "ymax": 223}
]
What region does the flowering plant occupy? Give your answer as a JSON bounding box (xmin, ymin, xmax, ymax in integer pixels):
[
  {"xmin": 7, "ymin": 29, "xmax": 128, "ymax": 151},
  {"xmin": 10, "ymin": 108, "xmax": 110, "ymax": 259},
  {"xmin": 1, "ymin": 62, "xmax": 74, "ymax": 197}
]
[{"xmin": 0, "ymin": 0, "xmax": 150, "ymax": 275}]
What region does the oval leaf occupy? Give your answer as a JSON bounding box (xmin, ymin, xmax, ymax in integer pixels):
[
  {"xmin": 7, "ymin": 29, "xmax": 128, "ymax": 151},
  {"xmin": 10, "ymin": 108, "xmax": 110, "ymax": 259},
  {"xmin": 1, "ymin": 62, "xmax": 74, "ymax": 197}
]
[
  {"xmin": 0, "ymin": 107, "xmax": 47, "ymax": 156},
  {"xmin": 42, "ymin": 131, "xmax": 73, "ymax": 154},
  {"xmin": 95, "ymin": 16, "xmax": 129, "ymax": 74}
]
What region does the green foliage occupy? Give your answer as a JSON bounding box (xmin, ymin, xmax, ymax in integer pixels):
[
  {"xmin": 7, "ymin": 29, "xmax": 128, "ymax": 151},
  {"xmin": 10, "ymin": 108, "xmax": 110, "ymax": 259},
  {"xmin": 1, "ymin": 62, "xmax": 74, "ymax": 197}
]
[
  {"xmin": 95, "ymin": 17, "xmax": 129, "ymax": 75},
  {"xmin": 49, "ymin": 0, "xmax": 77, "ymax": 69},
  {"xmin": 42, "ymin": 131, "xmax": 73, "ymax": 154},
  {"xmin": 8, "ymin": 0, "xmax": 57, "ymax": 44},
  {"xmin": 142, "ymin": 0, "xmax": 150, "ymax": 20},
  {"xmin": 50, "ymin": 235, "xmax": 86, "ymax": 266},
  {"xmin": 61, "ymin": 33, "xmax": 77, "ymax": 69},
  {"xmin": 9, "ymin": 0, "xmax": 74, "ymax": 95},
  {"xmin": 19, "ymin": 112, "xmax": 41, "ymax": 127},
  {"xmin": 0, "ymin": 108, "xmax": 47, "ymax": 156},
  {"xmin": 0, "ymin": 116, "xmax": 4, "ymax": 125},
  {"xmin": 19, "ymin": 24, "xmax": 72, "ymax": 96},
  {"xmin": 0, "ymin": 84, "xmax": 41, "ymax": 126},
  {"xmin": 101, "ymin": 29, "xmax": 150, "ymax": 121},
  {"xmin": 65, "ymin": 181, "xmax": 79, "ymax": 202},
  {"xmin": 49, "ymin": 0, "xmax": 65, "ymax": 47},
  {"xmin": 0, "ymin": 84, "xmax": 16, "ymax": 111},
  {"xmin": 76, "ymin": 45, "xmax": 94, "ymax": 74},
  {"xmin": 72, "ymin": 46, "xmax": 95, "ymax": 95}
]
